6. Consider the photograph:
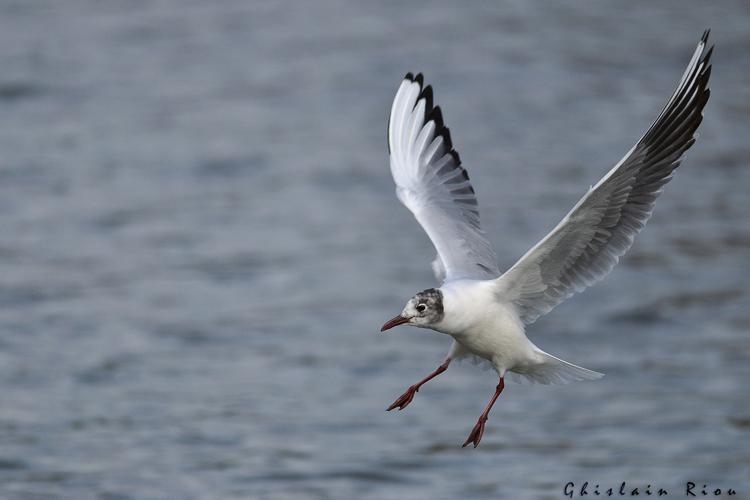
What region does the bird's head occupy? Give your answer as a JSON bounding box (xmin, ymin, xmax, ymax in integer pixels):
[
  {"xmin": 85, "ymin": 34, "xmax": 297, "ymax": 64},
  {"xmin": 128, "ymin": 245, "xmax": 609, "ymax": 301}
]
[{"xmin": 381, "ymin": 288, "xmax": 444, "ymax": 332}]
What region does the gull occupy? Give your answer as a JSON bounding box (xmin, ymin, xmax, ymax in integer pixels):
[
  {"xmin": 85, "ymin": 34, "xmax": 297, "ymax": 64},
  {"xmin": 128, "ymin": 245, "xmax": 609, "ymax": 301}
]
[{"xmin": 380, "ymin": 31, "xmax": 713, "ymax": 448}]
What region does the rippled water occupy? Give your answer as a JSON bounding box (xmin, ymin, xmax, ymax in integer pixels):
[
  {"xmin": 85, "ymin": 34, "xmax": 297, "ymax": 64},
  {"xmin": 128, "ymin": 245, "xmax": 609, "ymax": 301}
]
[{"xmin": 1, "ymin": 1, "xmax": 749, "ymax": 499}]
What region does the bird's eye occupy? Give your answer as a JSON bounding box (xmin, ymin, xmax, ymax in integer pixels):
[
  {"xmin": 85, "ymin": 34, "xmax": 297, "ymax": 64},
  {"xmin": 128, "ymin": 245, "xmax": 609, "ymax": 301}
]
[{"xmin": 416, "ymin": 303, "xmax": 426, "ymax": 313}]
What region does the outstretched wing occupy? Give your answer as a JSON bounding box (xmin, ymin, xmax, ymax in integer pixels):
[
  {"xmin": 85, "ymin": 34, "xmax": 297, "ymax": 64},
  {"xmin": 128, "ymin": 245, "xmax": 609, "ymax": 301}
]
[
  {"xmin": 495, "ymin": 31, "xmax": 713, "ymax": 324},
  {"xmin": 388, "ymin": 73, "xmax": 500, "ymax": 283}
]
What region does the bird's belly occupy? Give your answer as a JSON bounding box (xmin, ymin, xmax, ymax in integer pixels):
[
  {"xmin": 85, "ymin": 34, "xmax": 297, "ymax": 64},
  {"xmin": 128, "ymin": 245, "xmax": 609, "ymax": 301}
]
[
  {"xmin": 448, "ymin": 313, "xmax": 532, "ymax": 370},
  {"xmin": 452, "ymin": 328, "xmax": 519, "ymax": 363}
]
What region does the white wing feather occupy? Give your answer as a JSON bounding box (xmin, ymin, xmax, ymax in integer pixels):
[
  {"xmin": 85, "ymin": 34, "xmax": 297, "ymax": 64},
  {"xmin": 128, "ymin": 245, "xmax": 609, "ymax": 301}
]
[
  {"xmin": 388, "ymin": 74, "xmax": 500, "ymax": 283},
  {"xmin": 495, "ymin": 31, "xmax": 713, "ymax": 324}
]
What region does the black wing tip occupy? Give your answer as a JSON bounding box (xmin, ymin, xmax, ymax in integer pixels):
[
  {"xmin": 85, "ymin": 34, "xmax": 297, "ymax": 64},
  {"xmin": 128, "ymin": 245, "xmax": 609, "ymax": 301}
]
[
  {"xmin": 699, "ymin": 39, "xmax": 713, "ymax": 97},
  {"xmin": 456, "ymin": 163, "xmax": 473, "ymax": 193},
  {"xmin": 701, "ymin": 46, "xmax": 714, "ymax": 76},
  {"xmin": 402, "ymin": 73, "xmax": 448, "ymax": 135},
  {"xmin": 699, "ymin": 29, "xmax": 714, "ymax": 74},
  {"xmin": 450, "ymin": 150, "xmax": 463, "ymax": 166},
  {"xmin": 427, "ymin": 106, "xmax": 456, "ymax": 155},
  {"xmin": 419, "ymin": 88, "xmax": 458, "ymax": 164},
  {"xmin": 399, "ymin": 72, "xmax": 464, "ymax": 172},
  {"xmin": 704, "ymin": 44, "xmax": 714, "ymax": 61},
  {"xmin": 695, "ymin": 30, "xmax": 713, "ymax": 84},
  {"xmin": 461, "ymin": 165, "xmax": 469, "ymax": 180},
  {"xmin": 645, "ymin": 30, "xmax": 714, "ymax": 143},
  {"xmin": 404, "ymin": 72, "xmax": 425, "ymax": 87},
  {"xmin": 405, "ymin": 72, "xmax": 434, "ymax": 111},
  {"xmin": 441, "ymin": 126, "xmax": 454, "ymax": 151},
  {"xmin": 419, "ymin": 85, "xmax": 434, "ymax": 111},
  {"xmin": 427, "ymin": 105, "xmax": 444, "ymax": 129},
  {"xmin": 701, "ymin": 64, "xmax": 712, "ymax": 87}
]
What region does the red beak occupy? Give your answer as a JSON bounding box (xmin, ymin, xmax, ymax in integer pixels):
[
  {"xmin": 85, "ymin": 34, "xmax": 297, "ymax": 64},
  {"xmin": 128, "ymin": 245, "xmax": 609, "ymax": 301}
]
[{"xmin": 381, "ymin": 315, "xmax": 410, "ymax": 332}]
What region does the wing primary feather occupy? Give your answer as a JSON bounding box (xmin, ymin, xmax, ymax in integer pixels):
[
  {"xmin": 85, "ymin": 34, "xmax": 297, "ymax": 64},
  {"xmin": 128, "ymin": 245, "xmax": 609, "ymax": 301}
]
[
  {"xmin": 387, "ymin": 73, "xmax": 501, "ymax": 282},
  {"xmin": 495, "ymin": 31, "xmax": 713, "ymax": 324}
]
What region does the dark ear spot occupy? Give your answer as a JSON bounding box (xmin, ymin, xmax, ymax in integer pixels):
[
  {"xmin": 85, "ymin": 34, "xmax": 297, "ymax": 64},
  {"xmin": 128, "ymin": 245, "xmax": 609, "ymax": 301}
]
[{"xmin": 417, "ymin": 288, "xmax": 444, "ymax": 317}]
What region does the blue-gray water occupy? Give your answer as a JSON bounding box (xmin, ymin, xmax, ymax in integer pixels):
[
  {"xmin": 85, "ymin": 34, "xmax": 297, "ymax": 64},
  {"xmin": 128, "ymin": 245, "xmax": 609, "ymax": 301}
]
[{"xmin": 1, "ymin": 1, "xmax": 748, "ymax": 499}]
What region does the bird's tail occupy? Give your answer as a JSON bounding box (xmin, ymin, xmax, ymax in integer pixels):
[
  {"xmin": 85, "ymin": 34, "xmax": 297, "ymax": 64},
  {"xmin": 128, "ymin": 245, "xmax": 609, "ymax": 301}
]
[{"xmin": 507, "ymin": 350, "xmax": 604, "ymax": 385}]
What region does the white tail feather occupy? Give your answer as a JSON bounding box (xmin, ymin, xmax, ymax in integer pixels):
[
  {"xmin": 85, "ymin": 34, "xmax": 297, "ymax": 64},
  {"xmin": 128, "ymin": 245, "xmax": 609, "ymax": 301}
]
[{"xmin": 507, "ymin": 351, "xmax": 604, "ymax": 385}]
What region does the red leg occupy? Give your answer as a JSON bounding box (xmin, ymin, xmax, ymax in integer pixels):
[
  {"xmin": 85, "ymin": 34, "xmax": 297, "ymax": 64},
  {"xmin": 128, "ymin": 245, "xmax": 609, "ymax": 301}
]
[
  {"xmin": 462, "ymin": 377, "xmax": 505, "ymax": 448},
  {"xmin": 386, "ymin": 358, "xmax": 451, "ymax": 411}
]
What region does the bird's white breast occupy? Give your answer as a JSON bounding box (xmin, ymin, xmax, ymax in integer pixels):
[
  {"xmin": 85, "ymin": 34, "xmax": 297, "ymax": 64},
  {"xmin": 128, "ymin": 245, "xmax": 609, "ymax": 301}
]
[{"xmin": 435, "ymin": 280, "xmax": 538, "ymax": 372}]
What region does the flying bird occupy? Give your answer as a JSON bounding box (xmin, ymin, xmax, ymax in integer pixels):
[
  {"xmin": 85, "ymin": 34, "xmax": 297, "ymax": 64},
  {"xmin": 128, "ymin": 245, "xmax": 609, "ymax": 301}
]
[{"xmin": 381, "ymin": 31, "xmax": 713, "ymax": 448}]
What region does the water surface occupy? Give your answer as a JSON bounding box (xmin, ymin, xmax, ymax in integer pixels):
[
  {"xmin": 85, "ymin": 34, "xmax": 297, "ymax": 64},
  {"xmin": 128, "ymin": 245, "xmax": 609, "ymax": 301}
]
[{"xmin": 0, "ymin": 1, "xmax": 748, "ymax": 498}]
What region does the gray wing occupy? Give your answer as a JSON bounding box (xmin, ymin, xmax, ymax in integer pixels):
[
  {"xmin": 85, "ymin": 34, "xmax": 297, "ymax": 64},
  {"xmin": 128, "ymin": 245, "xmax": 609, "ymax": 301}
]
[
  {"xmin": 388, "ymin": 73, "xmax": 500, "ymax": 283},
  {"xmin": 495, "ymin": 31, "xmax": 713, "ymax": 324}
]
